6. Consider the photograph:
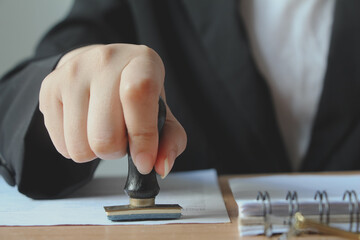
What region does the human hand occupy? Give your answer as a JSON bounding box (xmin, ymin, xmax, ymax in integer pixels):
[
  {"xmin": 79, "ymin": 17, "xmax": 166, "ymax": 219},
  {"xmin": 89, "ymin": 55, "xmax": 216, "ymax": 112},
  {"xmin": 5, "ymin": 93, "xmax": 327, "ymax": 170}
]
[{"xmin": 39, "ymin": 44, "xmax": 187, "ymax": 178}]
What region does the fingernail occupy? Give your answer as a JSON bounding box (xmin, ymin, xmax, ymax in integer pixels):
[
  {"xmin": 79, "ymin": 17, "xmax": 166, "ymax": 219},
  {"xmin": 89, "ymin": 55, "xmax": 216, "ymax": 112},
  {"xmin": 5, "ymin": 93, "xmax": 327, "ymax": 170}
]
[
  {"xmin": 161, "ymin": 158, "xmax": 170, "ymax": 179},
  {"xmin": 135, "ymin": 152, "xmax": 153, "ymax": 174},
  {"xmin": 161, "ymin": 151, "xmax": 176, "ymax": 179}
]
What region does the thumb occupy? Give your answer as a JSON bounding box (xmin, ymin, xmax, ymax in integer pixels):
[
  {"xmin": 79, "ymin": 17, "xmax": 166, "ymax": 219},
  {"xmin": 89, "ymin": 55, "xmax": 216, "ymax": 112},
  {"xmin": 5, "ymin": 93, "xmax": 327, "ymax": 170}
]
[{"xmin": 154, "ymin": 108, "xmax": 187, "ymax": 178}]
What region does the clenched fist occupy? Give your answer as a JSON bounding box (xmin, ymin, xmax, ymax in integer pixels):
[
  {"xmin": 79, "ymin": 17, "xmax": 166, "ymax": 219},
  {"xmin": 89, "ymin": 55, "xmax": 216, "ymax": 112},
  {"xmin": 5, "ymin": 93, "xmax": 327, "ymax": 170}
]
[{"xmin": 39, "ymin": 44, "xmax": 187, "ymax": 178}]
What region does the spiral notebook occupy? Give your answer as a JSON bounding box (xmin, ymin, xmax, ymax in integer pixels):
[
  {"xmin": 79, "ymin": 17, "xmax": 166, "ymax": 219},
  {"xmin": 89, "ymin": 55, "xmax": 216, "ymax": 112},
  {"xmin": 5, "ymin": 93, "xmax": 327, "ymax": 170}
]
[{"xmin": 228, "ymin": 173, "xmax": 360, "ymax": 236}]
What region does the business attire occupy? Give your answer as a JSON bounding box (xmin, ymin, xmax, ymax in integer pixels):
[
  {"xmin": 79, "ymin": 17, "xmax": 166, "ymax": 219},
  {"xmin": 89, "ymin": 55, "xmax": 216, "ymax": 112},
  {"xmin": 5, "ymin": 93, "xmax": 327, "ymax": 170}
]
[{"xmin": 0, "ymin": 0, "xmax": 359, "ymax": 199}]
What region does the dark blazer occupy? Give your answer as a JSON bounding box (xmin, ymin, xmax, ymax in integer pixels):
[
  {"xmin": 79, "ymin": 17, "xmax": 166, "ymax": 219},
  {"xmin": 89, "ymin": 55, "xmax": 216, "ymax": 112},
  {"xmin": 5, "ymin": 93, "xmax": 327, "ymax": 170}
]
[{"xmin": 0, "ymin": 0, "xmax": 359, "ymax": 199}]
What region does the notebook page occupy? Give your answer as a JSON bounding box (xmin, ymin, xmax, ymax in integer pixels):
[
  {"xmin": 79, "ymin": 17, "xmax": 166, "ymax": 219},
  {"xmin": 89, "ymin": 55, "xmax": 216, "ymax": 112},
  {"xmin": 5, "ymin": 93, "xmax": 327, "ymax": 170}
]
[
  {"xmin": 229, "ymin": 174, "xmax": 360, "ymax": 204},
  {"xmin": 229, "ymin": 174, "xmax": 360, "ymax": 236}
]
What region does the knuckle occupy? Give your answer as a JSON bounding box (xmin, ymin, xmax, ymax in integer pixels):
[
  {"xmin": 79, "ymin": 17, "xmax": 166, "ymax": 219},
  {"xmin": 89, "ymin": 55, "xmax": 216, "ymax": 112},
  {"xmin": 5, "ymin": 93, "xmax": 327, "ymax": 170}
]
[
  {"xmin": 130, "ymin": 129, "xmax": 157, "ymax": 143},
  {"xmin": 180, "ymin": 127, "xmax": 188, "ymax": 150},
  {"xmin": 61, "ymin": 59, "xmax": 80, "ymax": 79},
  {"xmin": 40, "ymin": 74, "xmax": 54, "ymax": 96},
  {"xmin": 93, "ymin": 45, "xmax": 115, "ymax": 68},
  {"xmin": 89, "ymin": 134, "xmax": 123, "ymax": 155},
  {"xmin": 177, "ymin": 119, "xmax": 187, "ymax": 138},
  {"xmin": 136, "ymin": 45, "xmax": 155, "ymax": 57},
  {"xmin": 136, "ymin": 45, "xmax": 165, "ymax": 74},
  {"xmin": 38, "ymin": 94, "xmax": 46, "ymax": 114},
  {"xmin": 40, "ymin": 74, "xmax": 51, "ymax": 92},
  {"xmin": 167, "ymin": 116, "xmax": 188, "ymax": 151},
  {"xmin": 178, "ymin": 124, "xmax": 187, "ymax": 143},
  {"xmin": 122, "ymin": 77, "xmax": 158, "ymax": 102},
  {"xmin": 39, "ymin": 75, "xmax": 56, "ymax": 113}
]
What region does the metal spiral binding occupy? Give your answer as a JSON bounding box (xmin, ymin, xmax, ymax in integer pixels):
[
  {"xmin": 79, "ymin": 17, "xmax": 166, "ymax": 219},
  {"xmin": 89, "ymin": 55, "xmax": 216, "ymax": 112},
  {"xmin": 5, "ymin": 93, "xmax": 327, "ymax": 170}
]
[
  {"xmin": 257, "ymin": 191, "xmax": 272, "ymax": 237},
  {"xmin": 286, "ymin": 191, "xmax": 299, "ymax": 225},
  {"xmin": 255, "ymin": 189, "xmax": 360, "ymax": 237},
  {"xmin": 343, "ymin": 190, "xmax": 360, "ymax": 232},
  {"xmin": 314, "ymin": 190, "xmax": 330, "ymax": 225}
]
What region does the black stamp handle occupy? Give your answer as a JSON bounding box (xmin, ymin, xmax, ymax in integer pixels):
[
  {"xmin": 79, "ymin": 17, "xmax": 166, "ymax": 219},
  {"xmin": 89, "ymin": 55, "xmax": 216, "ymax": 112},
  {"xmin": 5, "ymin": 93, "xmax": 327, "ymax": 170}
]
[{"xmin": 124, "ymin": 97, "xmax": 166, "ymax": 199}]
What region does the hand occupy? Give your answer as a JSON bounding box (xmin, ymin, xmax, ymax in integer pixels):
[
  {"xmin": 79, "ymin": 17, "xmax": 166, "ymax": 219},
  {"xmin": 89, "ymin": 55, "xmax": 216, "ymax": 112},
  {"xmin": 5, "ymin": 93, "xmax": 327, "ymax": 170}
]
[{"xmin": 39, "ymin": 44, "xmax": 187, "ymax": 178}]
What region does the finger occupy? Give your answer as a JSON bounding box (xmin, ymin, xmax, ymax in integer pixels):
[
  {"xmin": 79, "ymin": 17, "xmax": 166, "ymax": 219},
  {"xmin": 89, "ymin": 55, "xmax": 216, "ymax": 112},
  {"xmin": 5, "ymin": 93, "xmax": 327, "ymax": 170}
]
[
  {"xmin": 87, "ymin": 74, "xmax": 127, "ymax": 160},
  {"xmin": 155, "ymin": 108, "xmax": 187, "ymax": 178},
  {"xmin": 39, "ymin": 77, "xmax": 70, "ymax": 159},
  {"xmin": 120, "ymin": 54, "xmax": 164, "ymax": 174},
  {"xmin": 62, "ymin": 85, "xmax": 96, "ymax": 163}
]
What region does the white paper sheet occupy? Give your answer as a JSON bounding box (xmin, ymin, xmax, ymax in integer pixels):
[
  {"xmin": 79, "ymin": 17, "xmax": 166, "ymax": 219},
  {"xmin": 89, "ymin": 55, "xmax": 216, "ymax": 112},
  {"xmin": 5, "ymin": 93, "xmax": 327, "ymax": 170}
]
[{"xmin": 0, "ymin": 169, "xmax": 229, "ymax": 226}]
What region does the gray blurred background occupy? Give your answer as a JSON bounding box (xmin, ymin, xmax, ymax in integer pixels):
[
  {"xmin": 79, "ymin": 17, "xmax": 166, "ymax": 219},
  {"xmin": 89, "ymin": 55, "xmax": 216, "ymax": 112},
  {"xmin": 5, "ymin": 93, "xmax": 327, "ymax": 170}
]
[{"xmin": 0, "ymin": 0, "xmax": 127, "ymax": 177}]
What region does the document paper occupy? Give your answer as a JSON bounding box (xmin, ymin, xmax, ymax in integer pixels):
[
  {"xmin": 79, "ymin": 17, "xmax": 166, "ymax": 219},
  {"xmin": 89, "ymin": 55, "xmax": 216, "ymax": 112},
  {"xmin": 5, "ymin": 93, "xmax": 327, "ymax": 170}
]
[{"xmin": 0, "ymin": 169, "xmax": 229, "ymax": 226}]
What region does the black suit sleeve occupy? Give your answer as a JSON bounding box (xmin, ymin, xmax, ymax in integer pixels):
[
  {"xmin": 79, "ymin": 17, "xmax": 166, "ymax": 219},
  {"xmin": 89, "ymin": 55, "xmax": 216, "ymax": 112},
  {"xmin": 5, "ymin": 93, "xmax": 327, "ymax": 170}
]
[{"xmin": 0, "ymin": 0, "xmax": 137, "ymax": 199}]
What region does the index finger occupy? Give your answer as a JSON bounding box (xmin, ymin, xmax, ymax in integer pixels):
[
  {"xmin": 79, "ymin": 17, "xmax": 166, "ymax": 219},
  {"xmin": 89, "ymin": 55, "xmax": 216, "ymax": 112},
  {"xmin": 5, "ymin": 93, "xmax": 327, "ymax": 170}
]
[{"xmin": 120, "ymin": 49, "xmax": 165, "ymax": 174}]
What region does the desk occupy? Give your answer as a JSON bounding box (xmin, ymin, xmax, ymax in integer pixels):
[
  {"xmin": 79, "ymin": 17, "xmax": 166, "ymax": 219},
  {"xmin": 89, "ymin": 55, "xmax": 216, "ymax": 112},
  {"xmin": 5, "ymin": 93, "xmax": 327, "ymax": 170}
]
[{"xmin": 0, "ymin": 176, "xmax": 345, "ymax": 240}]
